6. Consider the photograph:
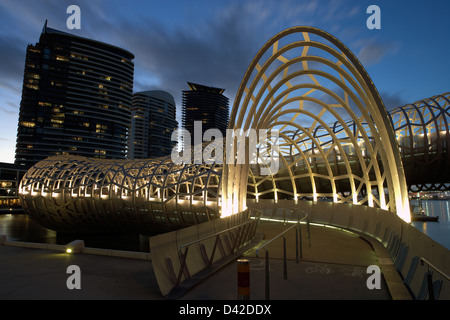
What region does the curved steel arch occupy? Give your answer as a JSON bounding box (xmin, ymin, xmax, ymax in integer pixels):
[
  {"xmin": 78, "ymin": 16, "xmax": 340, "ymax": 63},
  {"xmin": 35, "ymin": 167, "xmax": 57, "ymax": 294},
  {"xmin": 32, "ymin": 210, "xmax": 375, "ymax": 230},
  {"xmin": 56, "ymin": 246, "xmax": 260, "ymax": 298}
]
[{"xmin": 223, "ymin": 26, "xmax": 410, "ymax": 221}]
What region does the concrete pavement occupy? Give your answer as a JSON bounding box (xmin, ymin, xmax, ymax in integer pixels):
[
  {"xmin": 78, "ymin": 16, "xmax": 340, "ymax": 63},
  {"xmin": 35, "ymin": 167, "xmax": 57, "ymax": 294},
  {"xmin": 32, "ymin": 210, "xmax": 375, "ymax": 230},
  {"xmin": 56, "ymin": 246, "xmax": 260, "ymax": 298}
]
[{"xmin": 0, "ymin": 220, "xmax": 405, "ymax": 300}]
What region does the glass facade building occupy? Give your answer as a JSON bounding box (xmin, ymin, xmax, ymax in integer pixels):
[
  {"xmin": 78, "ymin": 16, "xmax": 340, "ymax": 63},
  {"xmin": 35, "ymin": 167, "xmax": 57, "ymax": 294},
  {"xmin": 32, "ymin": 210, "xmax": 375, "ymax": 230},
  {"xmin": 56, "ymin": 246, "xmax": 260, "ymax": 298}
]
[
  {"xmin": 181, "ymin": 82, "xmax": 229, "ymax": 148},
  {"xmin": 128, "ymin": 90, "xmax": 178, "ymax": 159},
  {"xmin": 15, "ymin": 21, "xmax": 134, "ymax": 168},
  {"xmin": 0, "ymin": 162, "xmax": 26, "ymax": 211}
]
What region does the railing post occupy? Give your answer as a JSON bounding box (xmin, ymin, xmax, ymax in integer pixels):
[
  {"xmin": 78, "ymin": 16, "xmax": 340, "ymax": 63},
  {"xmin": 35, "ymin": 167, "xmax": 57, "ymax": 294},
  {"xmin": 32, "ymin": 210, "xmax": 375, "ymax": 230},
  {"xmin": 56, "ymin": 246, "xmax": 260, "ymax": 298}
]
[
  {"xmin": 208, "ymin": 235, "xmax": 220, "ymax": 266},
  {"xmin": 426, "ymin": 271, "xmax": 435, "ymax": 300},
  {"xmin": 283, "ymin": 237, "xmax": 287, "ymax": 280},
  {"xmin": 176, "ymin": 247, "xmax": 189, "ymax": 285},
  {"xmin": 265, "ymin": 250, "xmax": 270, "ymax": 300},
  {"xmin": 298, "ymin": 223, "xmax": 303, "ymax": 258},
  {"xmin": 307, "ymin": 218, "xmax": 311, "ymax": 247}
]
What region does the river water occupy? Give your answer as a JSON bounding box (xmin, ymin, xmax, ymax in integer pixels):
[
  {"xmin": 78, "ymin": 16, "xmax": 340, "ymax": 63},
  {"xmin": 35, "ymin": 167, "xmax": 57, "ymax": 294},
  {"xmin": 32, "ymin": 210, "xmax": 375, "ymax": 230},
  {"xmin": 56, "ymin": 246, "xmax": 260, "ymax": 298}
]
[
  {"xmin": 0, "ymin": 212, "xmax": 151, "ymax": 252},
  {"xmin": 410, "ymin": 199, "xmax": 450, "ymax": 250},
  {"xmin": 1, "ymin": 199, "xmax": 449, "ymax": 251}
]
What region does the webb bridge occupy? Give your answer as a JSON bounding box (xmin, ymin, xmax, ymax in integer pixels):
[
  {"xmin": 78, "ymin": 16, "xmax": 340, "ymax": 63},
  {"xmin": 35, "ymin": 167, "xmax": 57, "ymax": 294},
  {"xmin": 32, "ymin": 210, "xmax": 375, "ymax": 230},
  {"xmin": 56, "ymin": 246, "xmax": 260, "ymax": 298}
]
[
  {"xmin": 17, "ymin": 27, "xmax": 449, "ymax": 232},
  {"xmin": 15, "ymin": 26, "xmax": 449, "ymax": 299}
]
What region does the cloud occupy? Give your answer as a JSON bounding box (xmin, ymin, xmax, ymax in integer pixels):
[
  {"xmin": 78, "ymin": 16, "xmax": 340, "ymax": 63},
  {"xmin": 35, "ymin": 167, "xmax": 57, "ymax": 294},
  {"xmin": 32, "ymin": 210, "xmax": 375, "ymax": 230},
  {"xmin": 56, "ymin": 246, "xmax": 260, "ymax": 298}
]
[
  {"xmin": 0, "ymin": 0, "xmax": 372, "ymax": 109},
  {"xmin": 0, "ymin": 0, "xmax": 400, "ymax": 164},
  {"xmin": 0, "ymin": 35, "xmax": 26, "ymax": 95},
  {"xmin": 99, "ymin": 1, "xmax": 279, "ymax": 109},
  {"xmin": 380, "ymin": 91, "xmax": 408, "ymax": 111},
  {"xmin": 355, "ymin": 37, "xmax": 400, "ymax": 66},
  {"xmin": 0, "ymin": 104, "xmax": 18, "ymax": 115}
]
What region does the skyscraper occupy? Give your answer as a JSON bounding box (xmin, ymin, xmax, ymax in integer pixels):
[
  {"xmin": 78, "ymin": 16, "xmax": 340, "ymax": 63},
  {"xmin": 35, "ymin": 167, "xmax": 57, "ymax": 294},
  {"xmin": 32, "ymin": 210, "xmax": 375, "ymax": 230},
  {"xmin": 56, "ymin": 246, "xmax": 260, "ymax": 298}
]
[
  {"xmin": 15, "ymin": 21, "xmax": 134, "ymax": 168},
  {"xmin": 181, "ymin": 82, "xmax": 229, "ymax": 147},
  {"xmin": 128, "ymin": 90, "xmax": 178, "ymax": 159}
]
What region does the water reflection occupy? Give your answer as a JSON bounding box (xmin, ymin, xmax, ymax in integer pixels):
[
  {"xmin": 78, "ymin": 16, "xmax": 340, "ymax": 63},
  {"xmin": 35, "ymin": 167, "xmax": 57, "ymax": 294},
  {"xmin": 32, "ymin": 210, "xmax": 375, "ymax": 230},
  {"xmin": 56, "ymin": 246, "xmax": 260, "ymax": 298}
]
[
  {"xmin": 0, "ymin": 214, "xmax": 57, "ymax": 243},
  {"xmin": 411, "ymin": 200, "xmax": 450, "ymax": 250},
  {"xmin": 0, "ymin": 214, "xmax": 151, "ymax": 252}
]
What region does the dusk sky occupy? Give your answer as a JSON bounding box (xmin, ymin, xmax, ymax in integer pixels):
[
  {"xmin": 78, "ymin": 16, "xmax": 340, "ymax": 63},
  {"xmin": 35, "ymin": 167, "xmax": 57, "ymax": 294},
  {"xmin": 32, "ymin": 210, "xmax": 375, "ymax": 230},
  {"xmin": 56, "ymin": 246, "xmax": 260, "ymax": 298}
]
[{"xmin": 1, "ymin": 0, "xmax": 449, "ymax": 163}]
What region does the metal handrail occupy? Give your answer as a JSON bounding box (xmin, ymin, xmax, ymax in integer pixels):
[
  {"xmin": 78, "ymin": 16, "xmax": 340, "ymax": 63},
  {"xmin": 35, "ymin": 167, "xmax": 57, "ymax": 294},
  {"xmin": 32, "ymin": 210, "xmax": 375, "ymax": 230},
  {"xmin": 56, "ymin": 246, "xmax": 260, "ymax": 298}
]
[
  {"xmin": 179, "ymin": 219, "xmax": 255, "ymax": 250},
  {"xmin": 420, "ymin": 257, "xmax": 450, "ymax": 281},
  {"xmin": 174, "ymin": 208, "xmax": 262, "ymax": 286},
  {"xmin": 255, "ymin": 209, "xmax": 309, "ymax": 257},
  {"xmin": 178, "ymin": 208, "xmax": 262, "ymax": 250}
]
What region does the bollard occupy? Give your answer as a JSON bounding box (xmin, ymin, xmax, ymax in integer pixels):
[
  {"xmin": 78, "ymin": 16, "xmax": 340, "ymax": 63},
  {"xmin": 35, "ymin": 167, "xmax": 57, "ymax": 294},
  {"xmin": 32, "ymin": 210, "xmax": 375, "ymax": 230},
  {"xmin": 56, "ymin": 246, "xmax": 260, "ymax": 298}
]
[{"xmin": 237, "ymin": 259, "xmax": 250, "ymax": 300}]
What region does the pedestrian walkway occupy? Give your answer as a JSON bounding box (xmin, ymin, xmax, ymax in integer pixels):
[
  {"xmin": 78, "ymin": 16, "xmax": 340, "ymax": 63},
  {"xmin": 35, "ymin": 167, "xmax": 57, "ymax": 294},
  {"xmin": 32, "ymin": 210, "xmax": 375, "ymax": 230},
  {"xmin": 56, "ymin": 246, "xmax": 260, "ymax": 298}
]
[
  {"xmin": 0, "ymin": 244, "xmax": 162, "ymax": 300},
  {"xmin": 0, "ymin": 220, "xmax": 403, "ymax": 300},
  {"xmin": 182, "ymin": 220, "xmax": 392, "ymax": 300}
]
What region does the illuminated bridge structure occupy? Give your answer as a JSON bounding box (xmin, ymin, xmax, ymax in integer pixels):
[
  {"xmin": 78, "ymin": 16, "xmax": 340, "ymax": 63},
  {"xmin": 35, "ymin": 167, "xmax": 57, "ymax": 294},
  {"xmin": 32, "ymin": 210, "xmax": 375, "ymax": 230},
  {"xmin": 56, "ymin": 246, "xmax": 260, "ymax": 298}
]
[
  {"xmin": 18, "ymin": 27, "xmax": 449, "ymax": 233},
  {"xmin": 390, "ymin": 93, "xmax": 450, "ymax": 192}
]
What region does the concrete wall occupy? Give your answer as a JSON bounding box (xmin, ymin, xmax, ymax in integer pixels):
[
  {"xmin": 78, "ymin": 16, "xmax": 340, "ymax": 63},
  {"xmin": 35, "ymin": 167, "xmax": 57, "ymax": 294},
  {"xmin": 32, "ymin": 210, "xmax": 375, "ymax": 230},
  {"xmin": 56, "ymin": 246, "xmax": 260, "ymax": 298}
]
[{"xmin": 248, "ymin": 199, "xmax": 450, "ymax": 300}]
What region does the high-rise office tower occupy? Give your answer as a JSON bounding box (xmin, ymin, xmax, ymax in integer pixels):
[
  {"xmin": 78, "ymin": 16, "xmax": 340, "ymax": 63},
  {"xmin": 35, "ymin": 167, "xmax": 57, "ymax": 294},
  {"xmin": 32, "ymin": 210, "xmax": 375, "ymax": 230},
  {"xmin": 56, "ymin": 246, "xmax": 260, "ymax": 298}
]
[
  {"xmin": 15, "ymin": 21, "xmax": 134, "ymax": 168},
  {"xmin": 128, "ymin": 90, "xmax": 178, "ymax": 159},
  {"xmin": 181, "ymin": 82, "xmax": 229, "ymax": 147}
]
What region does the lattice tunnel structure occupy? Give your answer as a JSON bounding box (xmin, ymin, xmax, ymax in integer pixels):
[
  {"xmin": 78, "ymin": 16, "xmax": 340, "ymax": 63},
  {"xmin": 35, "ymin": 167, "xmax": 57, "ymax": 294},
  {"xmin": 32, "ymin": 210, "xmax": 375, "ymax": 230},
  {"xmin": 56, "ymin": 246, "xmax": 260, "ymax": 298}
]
[{"xmin": 19, "ymin": 155, "xmax": 222, "ymax": 233}]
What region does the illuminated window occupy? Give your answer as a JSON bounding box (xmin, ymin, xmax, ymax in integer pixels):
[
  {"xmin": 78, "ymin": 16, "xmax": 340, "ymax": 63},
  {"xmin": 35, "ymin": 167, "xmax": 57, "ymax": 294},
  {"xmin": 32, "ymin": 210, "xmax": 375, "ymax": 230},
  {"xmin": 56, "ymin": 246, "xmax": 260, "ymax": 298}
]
[
  {"xmin": 70, "ymin": 53, "xmax": 88, "ymax": 60},
  {"xmin": 51, "ymin": 119, "xmax": 64, "ymax": 125},
  {"xmin": 96, "ymin": 124, "xmax": 107, "ymax": 133},
  {"xmin": 25, "ymin": 84, "xmax": 39, "ymax": 90},
  {"xmin": 56, "ymin": 55, "xmax": 69, "ymax": 61},
  {"xmin": 20, "ymin": 121, "xmax": 36, "ymax": 128}
]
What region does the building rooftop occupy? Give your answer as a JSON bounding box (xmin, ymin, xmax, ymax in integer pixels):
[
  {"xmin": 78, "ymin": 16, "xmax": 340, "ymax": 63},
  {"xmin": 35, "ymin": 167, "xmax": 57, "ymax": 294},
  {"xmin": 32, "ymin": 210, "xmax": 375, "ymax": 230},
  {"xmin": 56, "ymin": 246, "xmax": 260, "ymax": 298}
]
[
  {"xmin": 41, "ymin": 20, "xmax": 135, "ymax": 60},
  {"xmin": 186, "ymin": 82, "xmax": 225, "ymax": 95}
]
